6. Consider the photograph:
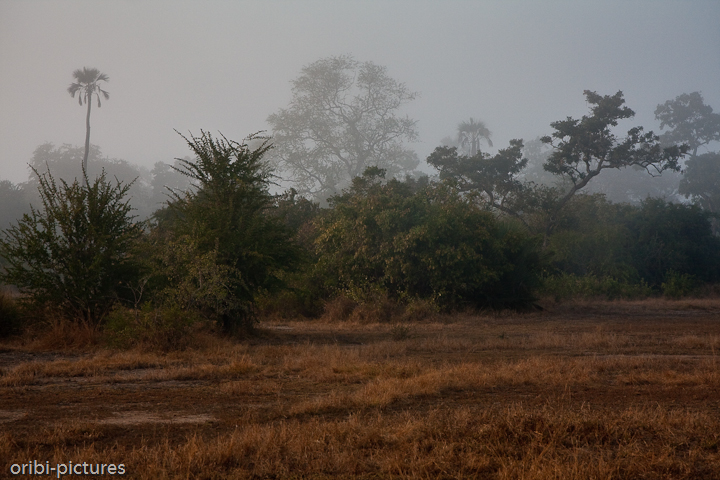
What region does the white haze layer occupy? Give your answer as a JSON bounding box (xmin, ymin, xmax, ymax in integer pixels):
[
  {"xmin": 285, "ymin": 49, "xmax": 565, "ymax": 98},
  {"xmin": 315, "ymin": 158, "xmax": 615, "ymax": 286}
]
[{"xmin": 0, "ymin": 0, "xmax": 718, "ymax": 184}]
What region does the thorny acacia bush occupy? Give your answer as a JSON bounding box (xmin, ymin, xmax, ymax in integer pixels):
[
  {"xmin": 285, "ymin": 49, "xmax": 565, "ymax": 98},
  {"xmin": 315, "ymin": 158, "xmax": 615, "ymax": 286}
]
[
  {"xmin": 0, "ymin": 169, "xmax": 142, "ymax": 324},
  {"xmin": 313, "ymin": 168, "xmax": 543, "ymax": 310},
  {"xmin": 152, "ymin": 131, "xmax": 301, "ymax": 332}
]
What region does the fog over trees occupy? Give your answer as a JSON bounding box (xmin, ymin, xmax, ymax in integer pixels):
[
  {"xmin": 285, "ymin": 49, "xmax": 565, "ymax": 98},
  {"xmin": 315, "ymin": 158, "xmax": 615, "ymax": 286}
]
[
  {"xmin": 67, "ymin": 67, "xmax": 110, "ymax": 184},
  {"xmin": 2, "ymin": 2, "xmax": 720, "ymax": 331},
  {"xmin": 2, "ymin": 2, "xmax": 718, "ymax": 181},
  {"xmin": 267, "ymin": 55, "xmax": 419, "ymax": 202}
]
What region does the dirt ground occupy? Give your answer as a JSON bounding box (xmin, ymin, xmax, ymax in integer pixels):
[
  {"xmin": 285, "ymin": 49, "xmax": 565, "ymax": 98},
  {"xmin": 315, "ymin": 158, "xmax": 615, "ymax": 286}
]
[{"xmin": 2, "ymin": 299, "xmax": 720, "ymax": 479}]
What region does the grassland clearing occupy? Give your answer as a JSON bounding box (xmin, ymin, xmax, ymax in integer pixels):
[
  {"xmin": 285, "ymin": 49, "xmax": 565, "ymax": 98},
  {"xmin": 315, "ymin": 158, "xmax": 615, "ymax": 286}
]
[{"xmin": 2, "ymin": 298, "xmax": 720, "ymax": 478}]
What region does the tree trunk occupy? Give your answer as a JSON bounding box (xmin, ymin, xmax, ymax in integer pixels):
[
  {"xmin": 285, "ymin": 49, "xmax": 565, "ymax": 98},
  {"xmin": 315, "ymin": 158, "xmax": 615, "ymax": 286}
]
[{"xmin": 83, "ymin": 91, "xmax": 92, "ymax": 187}]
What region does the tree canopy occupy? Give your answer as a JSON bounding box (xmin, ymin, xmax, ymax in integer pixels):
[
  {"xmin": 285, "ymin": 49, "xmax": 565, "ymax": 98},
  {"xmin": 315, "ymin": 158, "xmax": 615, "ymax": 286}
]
[
  {"xmin": 655, "ymin": 92, "xmax": 720, "ymax": 157},
  {"xmin": 540, "ymin": 90, "xmax": 686, "ymax": 211},
  {"xmin": 457, "ymin": 118, "xmax": 493, "ymax": 155},
  {"xmin": 428, "ymin": 91, "xmax": 688, "ymax": 245},
  {"xmin": 313, "ymin": 169, "xmax": 542, "ymax": 309},
  {"xmin": 267, "ymin": 55, "xmax": 419, "ymax": 202},
  {"xmin": 655, "ymin": 93, "xmax": 720, "ymax": 233}
]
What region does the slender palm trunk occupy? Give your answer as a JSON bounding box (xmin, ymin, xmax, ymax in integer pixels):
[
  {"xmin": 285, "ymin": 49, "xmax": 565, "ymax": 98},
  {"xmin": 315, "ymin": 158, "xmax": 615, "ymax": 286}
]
[{"xmin": 83, "ymin": 92, "xmax": 92, "ymax": 187}]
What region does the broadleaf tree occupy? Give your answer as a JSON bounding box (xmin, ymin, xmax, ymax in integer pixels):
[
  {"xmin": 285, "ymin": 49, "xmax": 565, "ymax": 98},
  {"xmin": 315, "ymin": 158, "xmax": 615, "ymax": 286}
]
[
  {"xmin": 655, "ymin": 92, "xmax": 720, "ymax": 158},
  {"xmin": 427, "ymin": 140, "xmax": 542, "ymax": 228},
  {"xmin": 540, "ymin": 91, "xmax": 686, "ymax": 215},
  {"xmin": 267, "ymin": 55, "xmax": 419, "ymax": 202},
  {"xmin": 657, "ymin": 93, "xmax": 720, "ymax": 232},
  {"xmin": 428, "ymin": 90, "xmax": 688, "ymax": 245}
]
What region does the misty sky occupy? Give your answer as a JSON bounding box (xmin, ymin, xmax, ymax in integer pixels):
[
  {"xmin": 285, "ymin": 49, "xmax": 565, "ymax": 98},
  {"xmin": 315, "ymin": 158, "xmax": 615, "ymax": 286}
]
[{"xmin": 1, "ymin": 0, "xmax": 719, "ymax": 184}]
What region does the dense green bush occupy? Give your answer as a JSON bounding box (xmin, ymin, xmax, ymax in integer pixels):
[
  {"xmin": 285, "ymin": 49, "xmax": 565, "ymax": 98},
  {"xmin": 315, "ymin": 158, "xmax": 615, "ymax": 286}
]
[
  {"xmin": 546, "ymin": 195, "xmax": 720, "ymax": 293},
  {"xmin": 154, "ymin": 131, "xmax": 301, "ymax": 331},
  {"xmin": 0, "ymin": 170, "xmax": 142, "ymax": 323},
  {"xmin": 661, "ymin": 271, "xmax": 698, "ymax": 299},
  {"xmin": 546, "ymin": 195, "xmax": 635, "ymax": 279},
  {"xmin": 625, "ymin": 199, "xmax": 720, "ymax": 287},
  {"xmin": 143, "ymin": 233, "xmax": 241, "ymax": 318},
  {"xmin": 312, "ymin": 169, "xmax": 543, "ymax": 310}
]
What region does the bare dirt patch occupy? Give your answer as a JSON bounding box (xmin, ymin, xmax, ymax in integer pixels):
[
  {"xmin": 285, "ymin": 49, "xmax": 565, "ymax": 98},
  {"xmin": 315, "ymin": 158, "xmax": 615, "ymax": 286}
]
[{"xmin": 99, "ymin": 411, "xmax": 215, "ymax": 426}]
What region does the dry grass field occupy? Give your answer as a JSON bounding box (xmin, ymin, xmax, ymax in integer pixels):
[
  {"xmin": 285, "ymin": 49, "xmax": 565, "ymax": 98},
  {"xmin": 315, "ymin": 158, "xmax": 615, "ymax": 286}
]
[{"xmin": 2, "ymin": 298, "xmax": 720, "ymax": 479}]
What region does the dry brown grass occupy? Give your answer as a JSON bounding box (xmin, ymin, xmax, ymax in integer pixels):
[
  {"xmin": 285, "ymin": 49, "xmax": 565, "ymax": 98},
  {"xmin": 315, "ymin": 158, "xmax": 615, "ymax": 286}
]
[
  {"xmin": 2, "ymin": 298, "xmax": 720, "ymax": 478},
  {"xmin": 21, "ymin": 316, "xmax": 103, "ymax": 351}
]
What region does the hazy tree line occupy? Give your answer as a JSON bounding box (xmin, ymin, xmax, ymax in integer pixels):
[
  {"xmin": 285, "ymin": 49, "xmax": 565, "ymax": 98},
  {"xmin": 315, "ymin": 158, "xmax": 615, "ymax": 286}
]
[
  {"xmin": 2, "ymin": 56, "xmax": 720, "ymax": 340},
  {"xmin": 0, "ymin": 144, "xmax": 192, "ymax": 231}
]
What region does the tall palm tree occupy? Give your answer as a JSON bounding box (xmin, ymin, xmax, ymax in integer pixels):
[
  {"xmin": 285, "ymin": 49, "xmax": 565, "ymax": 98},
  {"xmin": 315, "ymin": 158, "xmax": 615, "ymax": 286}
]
[
  {"xmin": 68, "ymin": 68, "xmax": 109, "ymax": 182},
  {"xmin": 457, "ymin": 118, "xmax": 492, "ymax": 156}
]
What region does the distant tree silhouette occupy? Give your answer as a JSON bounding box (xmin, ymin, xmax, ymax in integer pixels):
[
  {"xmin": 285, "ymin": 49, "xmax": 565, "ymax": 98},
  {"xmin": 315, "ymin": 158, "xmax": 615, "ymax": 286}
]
[
  {"xmin": 267, "ymin": 55, "xmax": 418, "ymax": 202},
  {"xmin": 67, "ymin": 67, "xmax": 109, "ymax": 185},
  {"xmin": 655, "ymin": 92, "xmax": 720, "ymax": 158},
  {"xmin": 457, "ymin": 118, "xmax": 492, "ymax": 156}
]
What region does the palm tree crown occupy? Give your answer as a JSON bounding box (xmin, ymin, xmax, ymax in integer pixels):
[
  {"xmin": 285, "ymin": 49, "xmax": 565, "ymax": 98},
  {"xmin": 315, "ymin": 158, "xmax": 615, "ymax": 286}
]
[
  {"xmin": 67, "ymin": 67, "xmax": 109, "ymax": 183},
  {"xmin": 457, "ymin": 118, "xmax": 492, "ymax": 156},
  {"xmin": 68, "ymin": 68, "xmax": 109, "ymax": 106}
]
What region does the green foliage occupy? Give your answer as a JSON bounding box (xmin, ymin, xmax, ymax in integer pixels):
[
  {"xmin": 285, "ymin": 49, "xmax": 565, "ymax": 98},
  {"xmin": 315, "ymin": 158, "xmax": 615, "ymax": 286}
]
[
  {"xmin": 624, "ymin": 199, "xmax": 720, "ymax": 287},
  {"xmin": 542, "ymin": 91, "xmax": 685, "ymax": 184},
  {"xmin": 313, "ymin": 170, "xmax": 543, "ymax": 309},
  {"xmin": 148, "ymin": 234, "xmax": 240, "ymax": 319},
  {"xmin": 157, "ymin": 131, "xmax": 301, "ymax": 331},
  {"xmin": 0, "ymin": 169, "xmax": 142, "ymax": 323},
  {"xmin": 545, "ymin": 195, "xmax": 635, "ymax": 279},
  {"xmin": 427, "ymin": 140, "xmax": 533, "ymax": 223},
  {"xmin": 429, "ymin": 91, "xmax": 687, "ymax": 245},
  {"xmin": 661, "ymin": 271, "xmax": 697, "ymax": 299},
  {"xmin": 540, "ymin": 273, "xmax": 653, "ymax": 301},
  {"xmin": 28, "ymin": 142, "xmax": 156, "ymax": 219},
  {"xmin": 545, "ymin": 195, "xmax": 720, "ymax": 293},
  {"xmin": 274, "ymin": 189, "xmax": 322, "ymax": 230},
  {"xmin": 104, "ymin": 303, "xmax": 205, "ymax": 350}
]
